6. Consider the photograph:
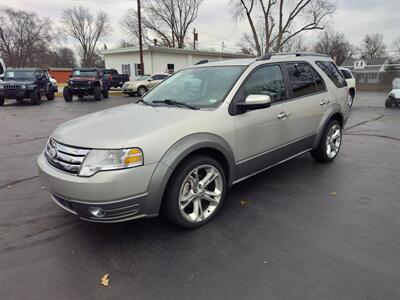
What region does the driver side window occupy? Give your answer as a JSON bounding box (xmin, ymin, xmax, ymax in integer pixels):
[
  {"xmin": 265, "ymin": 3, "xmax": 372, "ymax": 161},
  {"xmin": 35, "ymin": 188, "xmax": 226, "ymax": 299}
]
[{"xmin": 242, "ymin": 65, "xmax": 287, "ymax": 103}]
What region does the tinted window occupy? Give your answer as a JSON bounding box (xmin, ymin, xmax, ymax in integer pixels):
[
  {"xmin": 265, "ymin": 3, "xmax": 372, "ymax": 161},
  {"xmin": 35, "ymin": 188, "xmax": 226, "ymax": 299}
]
[
  {"xmin": 285, "ymin": 63, "xmax": 316, "ymax": 98},
  {"xmin": 0, "ymin": 63, "xmax": 4, "ymax": 74},
  {"xmin": 242, "ymin": 65, "xmax": 286, "ymax": 103},
  {"xmin": 152, "ymin": 75, "xmax": 166, "ymax": 80},
  {"xmin": 340, "ymin": 69, "xmax": 353, "ymax": 79},
  {"xmin": 316, "ymin": 61, "xmax": 347, "ymax": 88},
  {"xmin": 311, "ymin": 67, "xmax": 326, "ymax": 92}
]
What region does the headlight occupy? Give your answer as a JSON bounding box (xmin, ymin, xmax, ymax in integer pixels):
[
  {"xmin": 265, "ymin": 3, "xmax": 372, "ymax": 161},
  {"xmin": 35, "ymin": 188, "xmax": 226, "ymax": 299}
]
[
  {"xmin": 79, "ymin": 148, "xmax": 143, "ymax": 177},
  {"xmin": 21, "ymin": 85, "xmax": 26, "ymax": 89},
  {"xmin": 0, "ymin": 85, "xmax": 3, "ymax": 90},
  {"xmin": 70, "ymin": 80, "xmax": 74, "ymax": 85}
]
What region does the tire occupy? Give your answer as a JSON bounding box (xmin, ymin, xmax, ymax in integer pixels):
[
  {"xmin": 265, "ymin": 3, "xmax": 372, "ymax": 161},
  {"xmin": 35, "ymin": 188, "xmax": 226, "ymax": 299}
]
[
  {"xmin": 163, "ymin": 155, "xmax": 227, "ymax": 229},
  {"xmin": 16, "ymin": 96, "xmax": 24, "ymax": 103},
  {"xmin": 311, "ymin": 119, "xmax": 342, "ymax": 163},
  {"xmin": 46, "ymin": 90, "xmax": 55, "ymax": 101},
  {"xmin": 0, "ymin": 96, "xmax": 4, "ymax": 106},
  {"xmin": 137, "ymin": 86, "xmax": 147, "ymax": 97},
  {"xmin": 30, "ymin": 89, "xmax": 41, "ymax": 105},
  {"xmin": 128, "ymin": 93, "xmax": 135, "ymax": 97},
  {"xmin": 348, "ymin": 93, "xmax": 354, "ymax": 108},
  {"xmin": 102, "ymin": 88, "xmax": 109, "ymax": 98},
  {"xmin": 63, "ymin": 87, "xmax": 73, "ymax": 102},
  {"xmin": 93, "ymin": 86, "xmax": 102, "ymax": 101},
  {"xmin": 385, "ymin": 96, "xmax": 395, "ymax": 108}
]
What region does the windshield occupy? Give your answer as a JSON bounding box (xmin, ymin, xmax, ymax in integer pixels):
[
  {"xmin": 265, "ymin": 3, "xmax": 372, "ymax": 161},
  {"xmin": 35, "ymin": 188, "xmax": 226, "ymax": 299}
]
[
  {"xmin": 73, "ymin": 70, "xmax": 97, "ymax": 77},
  {"xmin": 5, "ymin": 70, "xmax": 35, "ymax": 80},
  {"xmin": 143, "ymin": 66, "xmax": 246, "ymax": 108}
]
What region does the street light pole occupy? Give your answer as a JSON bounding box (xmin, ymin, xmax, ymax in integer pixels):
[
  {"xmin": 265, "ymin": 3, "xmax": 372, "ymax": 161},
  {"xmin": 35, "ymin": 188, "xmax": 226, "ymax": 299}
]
[{"xmin": 137, "ymin": 0, "xmax": 144, "ymax": 75}]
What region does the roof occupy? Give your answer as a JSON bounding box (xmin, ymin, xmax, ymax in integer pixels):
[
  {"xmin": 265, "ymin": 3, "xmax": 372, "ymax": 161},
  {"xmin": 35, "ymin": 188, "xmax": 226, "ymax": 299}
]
[
  {"xmin": 341, "ymin": 57, "xmax": 388, "ymax": 67},
  {"xmin": 102, "ymin": 46, "xmax": 253, "ymax": 58}
]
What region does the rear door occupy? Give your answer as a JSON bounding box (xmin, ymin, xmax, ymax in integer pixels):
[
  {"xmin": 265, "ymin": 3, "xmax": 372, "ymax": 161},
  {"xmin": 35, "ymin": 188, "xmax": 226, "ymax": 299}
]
[{"xmin": 282, "ymin": 62, "xmax": 328, "ymax": 144}]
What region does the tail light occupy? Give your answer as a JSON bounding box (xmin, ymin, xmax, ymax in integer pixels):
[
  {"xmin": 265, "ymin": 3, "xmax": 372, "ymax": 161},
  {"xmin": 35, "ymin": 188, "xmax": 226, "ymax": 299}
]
[{"xmin": 108, "ymin": 74, "xmax": 112, "ymax": 81}]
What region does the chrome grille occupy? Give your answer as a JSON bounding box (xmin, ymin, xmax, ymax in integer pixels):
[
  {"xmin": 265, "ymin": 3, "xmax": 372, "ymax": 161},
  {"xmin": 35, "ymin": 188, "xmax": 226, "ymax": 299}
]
[{"xmin": 45, "ymin": 138, "xmax": 90, "ymax": 175}]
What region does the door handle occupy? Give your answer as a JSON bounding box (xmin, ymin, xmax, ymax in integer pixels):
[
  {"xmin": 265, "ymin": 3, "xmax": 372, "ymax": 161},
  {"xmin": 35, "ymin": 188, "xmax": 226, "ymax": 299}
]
[
  {"xmin": 320, "ymin": 100, "xmax": 330, "ymax": 106},
  {"xmin": 277, "ymin": 111, "xmax": 290, "ymax": 120}
]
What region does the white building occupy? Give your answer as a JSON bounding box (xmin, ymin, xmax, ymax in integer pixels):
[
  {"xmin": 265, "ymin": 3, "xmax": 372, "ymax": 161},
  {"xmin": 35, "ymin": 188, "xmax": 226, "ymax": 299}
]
[{"xmin": 102, "ymin": 46, "xmax": 252, "ymax": 76}]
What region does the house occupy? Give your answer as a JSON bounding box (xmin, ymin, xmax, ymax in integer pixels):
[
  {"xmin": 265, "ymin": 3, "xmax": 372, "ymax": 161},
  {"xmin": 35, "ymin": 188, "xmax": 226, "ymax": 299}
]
[
  {"xmin": 341, "ymin": 57, "xmax": 389, "ymax": 84},
  {"xmin": 102, "ymin": 46, "xmax": 253, "ymax": 76}
]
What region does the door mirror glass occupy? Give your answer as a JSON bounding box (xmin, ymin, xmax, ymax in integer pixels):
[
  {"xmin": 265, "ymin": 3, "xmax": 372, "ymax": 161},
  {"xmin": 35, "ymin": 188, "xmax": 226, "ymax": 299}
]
[{"xmin": 237, "ymin": 94, "xmax": 271, "ymax": 111}]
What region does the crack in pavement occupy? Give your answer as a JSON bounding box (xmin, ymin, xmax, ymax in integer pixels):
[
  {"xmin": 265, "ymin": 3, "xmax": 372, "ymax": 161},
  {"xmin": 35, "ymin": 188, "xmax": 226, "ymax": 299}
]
[
  {"xmin": 345, "ymin": 114, "xmax": 385, "ymax": 131},
  {"xmin": 0, "ymin": 175, "xmax": 39, "ymax": 189},
  {"xmin": 0, "ymin": 136, "xmax": 48, "ymax": 146}
]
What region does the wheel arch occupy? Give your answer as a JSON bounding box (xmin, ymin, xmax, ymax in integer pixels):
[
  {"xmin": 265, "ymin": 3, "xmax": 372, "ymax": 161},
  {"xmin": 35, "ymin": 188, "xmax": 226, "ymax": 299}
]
[
  {"xmin": 143, "ymin": 133, "xmax": 236, "ymax": 215},
  {"xmin": 312, "ymin": 104, "xmax": 344, "ymax": 150}
]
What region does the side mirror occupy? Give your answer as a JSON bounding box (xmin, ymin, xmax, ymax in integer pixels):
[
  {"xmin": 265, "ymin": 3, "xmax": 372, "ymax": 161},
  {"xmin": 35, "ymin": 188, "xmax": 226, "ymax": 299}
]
[
  {"xmin": 147, "ymin": 78, "xmax": 153, "ymax": 82},
  {"xmin": 236, "ymin": 94, "xmax": 271, "ymax": 111}
]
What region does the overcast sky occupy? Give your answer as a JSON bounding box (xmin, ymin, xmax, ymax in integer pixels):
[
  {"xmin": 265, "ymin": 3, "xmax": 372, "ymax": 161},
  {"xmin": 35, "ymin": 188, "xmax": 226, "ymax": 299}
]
[{"xmin": 3, "ymin": 0, "xmax": 400, "ymax": 55}]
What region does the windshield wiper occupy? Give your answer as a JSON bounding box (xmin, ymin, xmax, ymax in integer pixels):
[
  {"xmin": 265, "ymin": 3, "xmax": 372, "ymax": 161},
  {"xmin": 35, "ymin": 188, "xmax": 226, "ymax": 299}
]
[
  {"xmin": 152, "ymin": 99, "xmax": 198, "ymax": 110},
  {"xmin": 137, "ymin": 98, "xmax": 152, "ymax": 106}
]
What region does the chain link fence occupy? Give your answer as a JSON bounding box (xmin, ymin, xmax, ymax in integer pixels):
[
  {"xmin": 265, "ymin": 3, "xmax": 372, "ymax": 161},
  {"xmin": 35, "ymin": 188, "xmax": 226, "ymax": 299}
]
[{"xmin": 351, "ymin": 65, "xmax": 400, "ymax": 92}]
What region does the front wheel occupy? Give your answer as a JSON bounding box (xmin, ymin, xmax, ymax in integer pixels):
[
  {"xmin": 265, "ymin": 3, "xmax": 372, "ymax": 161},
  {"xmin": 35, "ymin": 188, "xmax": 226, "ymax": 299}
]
[
  {"xmin": 385, "ymin": 96, "xmax": 395, "ymax": 108},
  {"xmin": 137, "ymin": 86, "xmax": 147, "ymax": 97},
  {"xmin": 163, "ymin": 155, "xmax": 227, "ymax": 228},
  {"xmin": 93, "ymin": 86, "xmax": 102, "ymax": 101},
  {"xmin": 30, "ymin": 89, "xmax": 41, "ymax": 105},
  {"xmin": 63, "ymin": 87, "xmax": 73, "ymax": 102},
  {"xmin": 102, "ymin": 88, "xmax": 109, "ymax": 98},
  {"xmin": 46, "ymin": 90, "xmax": 55, "ymax": 101},
  {"xmin": 311, "ymin": 119, "xmax": 342, "ymax": 162}
]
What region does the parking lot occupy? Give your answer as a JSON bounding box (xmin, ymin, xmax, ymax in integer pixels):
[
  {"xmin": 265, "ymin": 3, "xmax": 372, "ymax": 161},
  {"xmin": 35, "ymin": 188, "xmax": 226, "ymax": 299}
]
[{"xmin": 0, "ymin": 92, "xmax": 399, "ymax": 299}]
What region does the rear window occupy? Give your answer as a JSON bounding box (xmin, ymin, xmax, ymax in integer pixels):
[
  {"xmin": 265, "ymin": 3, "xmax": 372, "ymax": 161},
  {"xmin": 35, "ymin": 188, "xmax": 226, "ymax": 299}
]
[
  {"xmin": 316, "ymin": 61, "xmax": 347, "ymax": 88},
  {"xmin": 285, "ymin": 63, "xmax": 317, "ymax": 98},
  {"xmin": 340, "ymin": 69, "xmax": 353, "ymax": 79}
]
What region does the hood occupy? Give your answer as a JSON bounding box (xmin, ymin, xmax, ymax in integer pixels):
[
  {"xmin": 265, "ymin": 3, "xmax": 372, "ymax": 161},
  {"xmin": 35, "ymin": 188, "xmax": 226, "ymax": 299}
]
[
  {"xmin": 1, "ymin": 79, "xmax": 35, "ymax": 84},
  {"xmin": 70, "ymin": 77, "xmax": 97, "ymax": 81},
  {"xmin": 52, "ymin": 103, "xmax": 206, "ymax": 149}
]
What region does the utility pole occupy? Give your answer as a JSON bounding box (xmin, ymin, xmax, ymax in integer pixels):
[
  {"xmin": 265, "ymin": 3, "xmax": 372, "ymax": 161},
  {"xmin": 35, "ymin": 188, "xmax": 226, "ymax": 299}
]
[
  {"xmin": 137, "ymin": 0, "xmax": 144, "ymax": 75},
  {"xmin": 193, "ymin": 28, "xmax": 198, "ymax": 50},
  {"xmin": 221, "ymin": 42, "xmax": 225, "ymax": 53}
]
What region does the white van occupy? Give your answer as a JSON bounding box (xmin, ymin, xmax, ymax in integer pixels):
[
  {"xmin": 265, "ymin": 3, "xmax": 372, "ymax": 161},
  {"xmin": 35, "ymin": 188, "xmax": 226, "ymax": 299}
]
[{"xmin": 0, "ymin": 58, "xmax": 5, "ymax": 80}]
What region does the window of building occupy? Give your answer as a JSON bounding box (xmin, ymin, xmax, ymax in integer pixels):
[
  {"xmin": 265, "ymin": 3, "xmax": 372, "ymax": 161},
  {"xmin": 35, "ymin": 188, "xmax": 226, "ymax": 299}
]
[
  {"xmin": 316, "ymin": 61, "xmax": 347, "ymax": 88},
  {"xmin": 167, "ymin": 64, "xmax": 175, "ymax": 74},
  {"xmin": 121, "ymin": 64, "xmax": 131, "ymax": 76},
  {"xmin": 241, "ymin": 65, "xmax": 286, "ymax": 103},
  {"xmin": 285, "ymin": 63, "xmax": 317, "ymax": 98}
]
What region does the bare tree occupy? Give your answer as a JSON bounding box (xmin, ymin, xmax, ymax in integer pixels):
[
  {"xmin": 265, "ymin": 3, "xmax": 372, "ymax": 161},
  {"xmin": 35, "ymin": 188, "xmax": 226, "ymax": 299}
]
[
  {"xmin": 313, "ymin": 29, "xmax": 353, "ymax": 65},
  {"xmin": 0, "ymin": 7, "xmax": 54, "ymax": 67},
  {"xmin": 360, "ymin": 33, "xmax": 386, "ymax": 59},
  {"xmin": 393, "ymin": 36, "xmax": 400, "ymax": 56},
  {"xmin": 121, "ymin": 0, "xmax": 203, "ymax": 49},
  {"xmin": 232, "ymin": 0, "xmax": 336, "ymax": 55},
  {"xmin": 62, "ymin": 6, "xmax": 110, "ymax": 67},
  {"xmin": 48, "ymin": 47, "xmax": 77, "ymax": 68}
]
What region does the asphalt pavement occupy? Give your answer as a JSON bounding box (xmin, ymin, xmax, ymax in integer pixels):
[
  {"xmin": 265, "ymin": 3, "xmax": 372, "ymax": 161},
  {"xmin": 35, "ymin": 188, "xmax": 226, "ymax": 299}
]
[{"xmin": 0, "ymin": 92, "xmax": 399, "ymax": 299}]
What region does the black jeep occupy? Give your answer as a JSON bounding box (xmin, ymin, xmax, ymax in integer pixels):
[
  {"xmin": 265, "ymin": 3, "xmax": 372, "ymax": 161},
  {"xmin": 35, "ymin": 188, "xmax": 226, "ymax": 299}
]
[
  {"xmin": 63, "ymin": 68, "xmax": 109, "ymax": 102},
  {"xmin": 0, "ymin": 68, "xmax": 54, "ymax": 106}
]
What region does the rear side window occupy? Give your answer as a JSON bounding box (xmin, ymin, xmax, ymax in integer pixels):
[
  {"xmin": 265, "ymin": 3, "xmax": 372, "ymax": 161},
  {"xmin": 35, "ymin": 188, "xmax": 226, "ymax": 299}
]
[
  {"xmin": 0, "ymin": 63, "xmax": 4, "ymax": 74},
  {"xmin": 285, "ymin": 63, "xmax": 316, "ymax": 98},
  {"xmin": 340, "ymin": 69, "xmax": 353, "ymax": 79},
  {"xmin": 242, "ymin": 65, "xmax": 287, "ymax": 103},
  {"xmin": 316, "ymin": 61, "xmax": 347, "ymax": 88},
  {"xmin": 311, "ymin": 67, "xmax": 326, "ymax": 92}
]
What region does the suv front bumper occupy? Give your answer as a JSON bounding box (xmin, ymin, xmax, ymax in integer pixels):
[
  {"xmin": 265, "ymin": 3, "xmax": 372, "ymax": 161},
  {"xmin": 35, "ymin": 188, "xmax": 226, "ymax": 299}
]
[{"xmin": 37, "ymin": 152, "xmax": 158, "ymax": 222}]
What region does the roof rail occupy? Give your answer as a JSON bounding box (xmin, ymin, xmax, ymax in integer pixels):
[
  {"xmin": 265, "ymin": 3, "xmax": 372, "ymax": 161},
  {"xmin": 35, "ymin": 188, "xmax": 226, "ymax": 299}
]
[
  {"xmin": 195, "ymin": 60, "xmax": 209, "ymax": 65},
  {"xmin": 274, "ymin": 52, "xmax": 330, "ymax": 58}
]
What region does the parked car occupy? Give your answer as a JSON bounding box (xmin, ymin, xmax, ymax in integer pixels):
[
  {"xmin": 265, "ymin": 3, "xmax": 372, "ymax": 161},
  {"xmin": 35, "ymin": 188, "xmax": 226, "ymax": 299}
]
[
  {"xmin": 339, "ymin": 67, "xmax": 356, "ymax": 107},
  {"xmin": 0, "ymin": 68, "xmax": 54, "ymax": 106},
  {"xmin": 0, "ymin": 58, "xmax": 5, "ymax": 80},
  {"xmin": 385, "ymin": 78, "xmax": 400, "ymax": 108},
  {"xmin": 122, "ymin": 73, "xmax": 169, "ymax": 96},
  {"xmin": 38, "ymin": 53, "xmax": 350, "ymax": 228},
  {"xmin": 102, "ymin": 69, "xmax": 130, "ymax": 88},
  {"xmin": 46, "ymin": 72, "xmax": 58, "ymax": 94},
  {"xmin": 63, "ymin": 68, "xmax": 109, "ymax": 102}
]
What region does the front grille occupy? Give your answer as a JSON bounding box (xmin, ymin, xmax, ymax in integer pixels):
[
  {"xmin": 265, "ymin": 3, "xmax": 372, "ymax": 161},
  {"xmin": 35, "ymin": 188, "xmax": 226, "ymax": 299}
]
[
  {"xmin": 45, "ymin": 138, "xmax": 90, "ymax": 175},
  {"xmin": 71, "ymin": 81, "xmax": 89, "ymax": 87},
  {"xmin": 5, "ymin": 84, "xmax": 20, "ymax": 90}
]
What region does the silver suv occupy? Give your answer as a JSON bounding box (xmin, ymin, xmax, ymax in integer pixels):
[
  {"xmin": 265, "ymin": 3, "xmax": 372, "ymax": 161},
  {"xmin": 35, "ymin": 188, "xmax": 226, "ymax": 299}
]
[{"xmin": 38, "ymin": 53, "xmax": 350, "ymax": 228}]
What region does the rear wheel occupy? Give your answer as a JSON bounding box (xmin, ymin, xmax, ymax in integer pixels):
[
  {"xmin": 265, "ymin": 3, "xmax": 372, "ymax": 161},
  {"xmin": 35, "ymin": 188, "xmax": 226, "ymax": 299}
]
[
  {"xmin": 63, "ymin": 87, "xmax": 73, "ymax": 102},
  {"xmin": 93, "ymin": 86, "xmax": 102, "ymax": 101},
  {"xmin": 311, "ymin": 119, "xmax": 342, "ymax": 163},
  {"xmin": 30, "ymin": 89, "xmax": 41, "ymax": 105},
  {"xmin": 46, "ymin": 90, "xmax": 55, "ymax": 101},
  {"xmin": 0, "ymin": 96, "xmax": 4, "ymax": 106},
  {"xmin": 163, "ymin": 155, "xmax": 227, "ymax": 228},
  {"xmin": 102, "ymin": 88, "xmax": 109, "ymax": 98},
  {"xmin": 385, "ymin": 96, "xmax": 395, "ymax": 108}
]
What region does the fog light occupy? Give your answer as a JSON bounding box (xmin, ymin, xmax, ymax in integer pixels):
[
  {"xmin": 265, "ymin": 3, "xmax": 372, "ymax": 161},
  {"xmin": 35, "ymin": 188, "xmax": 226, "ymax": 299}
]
[{"xmin": 88, "ymin": 207, "xmax": 105, "ymax": 218}]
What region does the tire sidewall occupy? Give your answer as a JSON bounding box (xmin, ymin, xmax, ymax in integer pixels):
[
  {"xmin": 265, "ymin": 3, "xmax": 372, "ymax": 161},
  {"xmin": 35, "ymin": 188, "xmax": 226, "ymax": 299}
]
[
  {"xmin": 94, "ymin": 86, "xmax": 102, "ymax": 101},
  {"xmin": 63, "ymin": 87, "xmax": 72, "ymax": 102},
  {"xmin": 321, "ymin": 120, "xmax": 342, "ymax": 162},
  {"xmin": 163, "ymin": 155, "xmax": 227, "ymax": 228},
  {"xmin": 137, "ymin": 86, "xmax": 147, "ymax": 97}
]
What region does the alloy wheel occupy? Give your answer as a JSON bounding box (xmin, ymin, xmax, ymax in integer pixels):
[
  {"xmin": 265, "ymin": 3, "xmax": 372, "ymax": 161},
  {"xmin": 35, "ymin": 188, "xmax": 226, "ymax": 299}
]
[
  {"xmin": 326, "ymin": 124, "xmax": 342, "ymax": 159},
  {"xmin": 178, "ymin": 164, "xmax": 223, "ymax": 223}
]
